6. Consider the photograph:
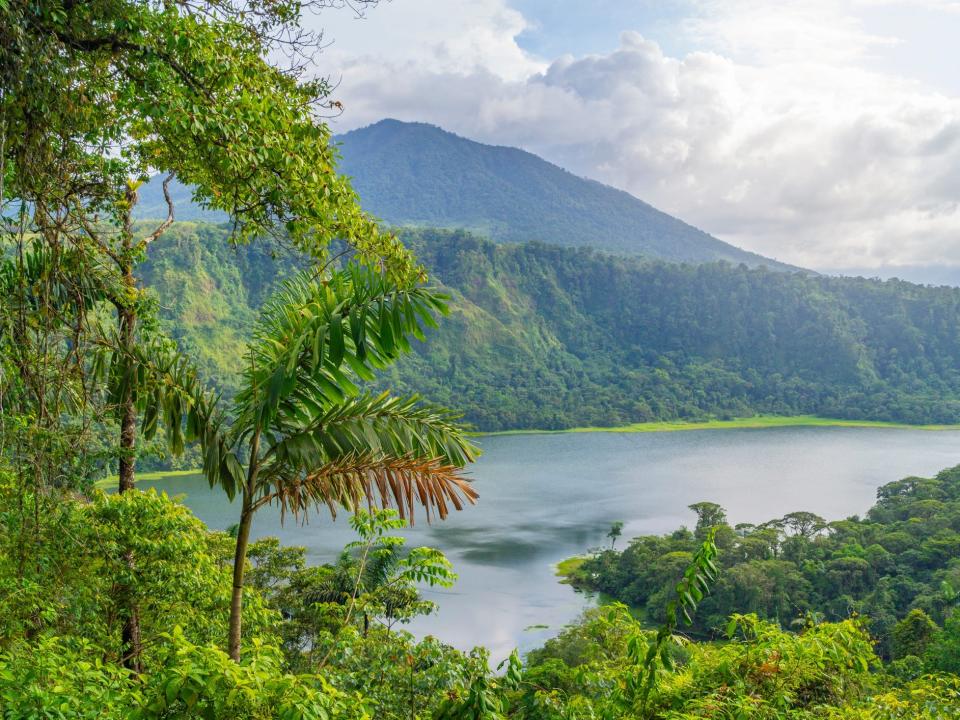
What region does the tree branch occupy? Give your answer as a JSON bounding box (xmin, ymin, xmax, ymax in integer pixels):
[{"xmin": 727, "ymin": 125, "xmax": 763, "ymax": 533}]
[{"xmin": 141, "ymin": 173, "xmax": 176, "ymax": 247}]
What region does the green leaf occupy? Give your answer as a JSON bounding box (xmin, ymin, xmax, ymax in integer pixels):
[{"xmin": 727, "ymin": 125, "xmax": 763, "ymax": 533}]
[
  {"xmin": 726, "ymin": 618, "xmax": 738, "ymax": 638},
  {"xmin": 328, "ymin": 314, "xmax": 344, "ymax": 366}
]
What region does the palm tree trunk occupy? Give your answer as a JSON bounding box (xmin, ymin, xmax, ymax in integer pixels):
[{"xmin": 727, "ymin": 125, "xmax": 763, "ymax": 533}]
[
  {"xmin": 228, "ymin": 493, "xmax": 254, "ymax": 661},
  {"xmin": 229, "ymin": 430, "xmax": 261, "ymax": 662}
]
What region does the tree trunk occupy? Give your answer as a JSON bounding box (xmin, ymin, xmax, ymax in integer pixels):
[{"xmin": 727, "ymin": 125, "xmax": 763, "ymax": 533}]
[
  {"xmin": 229, "ymin": 494, "xmax": 255, "ymax": 662},
  {"xmin": 120, "ymin": 600, "xmax": 143, "ymax": 674},
  {"xmin": 117, "ymin": 191, "xmax": 140, "ymax": 671},
  {"xmin": 117, "ymin": 299, "xmax": 137, "ymax": 492},
  {"xmin": 229, "ymin": 430, "xmax": 261, "ymax": 662}
]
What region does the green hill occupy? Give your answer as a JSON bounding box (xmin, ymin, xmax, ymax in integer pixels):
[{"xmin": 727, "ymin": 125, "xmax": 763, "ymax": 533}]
[{"xmin": 140, "ymin": 223, "xmax": 960, "ymax": 431}]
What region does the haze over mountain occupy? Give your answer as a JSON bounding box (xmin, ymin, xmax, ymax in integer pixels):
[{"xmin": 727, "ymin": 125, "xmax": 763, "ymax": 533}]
[{"xmin": 136, "ymin": 119, "xmax": 790, "ymax": 269}]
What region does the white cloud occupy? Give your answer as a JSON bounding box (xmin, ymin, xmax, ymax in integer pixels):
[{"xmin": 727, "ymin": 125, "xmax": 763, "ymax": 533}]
[
  {"xmin": 316, "ymin": 0, "xmax": 960, "ymax": 270},
  {"xmin": 684, "ymin": 0, "xmax": 901, "ymax": 65},
  {"xmin": 313, "ymin": 0, "xmax": 544, "ymax": 81}
]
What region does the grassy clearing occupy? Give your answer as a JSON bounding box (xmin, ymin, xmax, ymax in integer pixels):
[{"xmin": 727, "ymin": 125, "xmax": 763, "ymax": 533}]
[
  {"xmin": 483, "ymin": 414, "xmax": 960, "ymax": 437},
  {"xmin": 554, "ymin": 556, "xmax": 587, "ymax": 584},
  {"xmin": 93, "ymin": 468, "xmax": 200, "ymax": 490}
]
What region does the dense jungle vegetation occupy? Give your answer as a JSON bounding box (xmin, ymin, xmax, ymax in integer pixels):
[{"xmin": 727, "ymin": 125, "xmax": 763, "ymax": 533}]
[
  {"xmin": 142, "ymin": 224, "xmax": 960, "ymax": 434},
  {"xmin": 2, "ymin": 0, "xmax": 960, "ymax": 717},
  {"xmin": 4, "ymin": 468, "xmax": 960, "ymax": 718},
  {"xmin": 567, "ymin": 465, "xmax": 960, "ymax": 666}
]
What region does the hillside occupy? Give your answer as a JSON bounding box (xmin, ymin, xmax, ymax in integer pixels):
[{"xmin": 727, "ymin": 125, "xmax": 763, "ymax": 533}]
[
  {"xmin": 136, "ymin": 119, "xmax": 789, "ymax": 268},
  {"xmin": 140, "ymin": 223, "xmax": 960, "ymax": 431}
]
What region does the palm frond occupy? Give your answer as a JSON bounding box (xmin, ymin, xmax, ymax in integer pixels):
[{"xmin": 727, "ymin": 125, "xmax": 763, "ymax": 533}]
[
  {"xmin": 259, "ymin": 453, "xmax": 478, "ymax": 525},
  {"xmin": 0, "ymin": 239, "xmax": 118, "ymax": 314},
  {"xmin": 120, "ymin": 335, "xmax": 245, "ymax": 499},
  {"xmin": 234, "ymin": 265, "xmax": 449, "ymax": 437},
  {"xmin": 266, "ymin": 391, "xmax": 479, "ymax": 472}
]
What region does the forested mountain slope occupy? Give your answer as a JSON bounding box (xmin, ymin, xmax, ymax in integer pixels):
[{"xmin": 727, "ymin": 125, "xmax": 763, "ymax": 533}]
[
  {"xmin": 137, "ymin": 119, "xmax": 789, "ymax": 268},
  {"xmin": 141, "ymin": 223, "xmax": 960, "ymax": 431}
]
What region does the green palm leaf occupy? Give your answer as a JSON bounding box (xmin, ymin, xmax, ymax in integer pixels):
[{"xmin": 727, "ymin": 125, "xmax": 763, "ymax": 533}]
[
  {"xmin": 234, "ymin": 265, "xmax": 447, "ymax": 439},
  {"xmin": 265, "ymin": 391, "xmax": 478, "ymax": 472},
  {"xmin": 258, "ymin": 391, "xmax": 478, "ymax": 523}
]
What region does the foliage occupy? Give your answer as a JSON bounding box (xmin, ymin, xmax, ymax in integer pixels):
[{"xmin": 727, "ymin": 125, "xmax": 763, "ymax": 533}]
[
  {"xmin": 465, "ymin": 607, "xmax": 880, "ymax": 719},
  {"xmin": 926, "ymin": 609, "xmax": 960, "ymax": 674},
  {"xmin": 135, "ymin": 629, "xmax": 360, "ymax": 720},
  {"xmin": 0, "ymin": 637, "xmax": 135, "ymax": 720},
  {"xmin": 246, "ymin": 511, "xmax": 490, "ymax": 720},
  {"xmin": 2, "ymin": 0, "xmax": 423, "ymax": 673},
  {"xmin": 0, "ymin": 471, "xmax": 273, "ymax": 662},
  {"xmin": 2, "ymin": 452, "xmax": 960, "ymax": 718},
  {"xmin": 248, "ymin": 510, "xmax": 459, "ymax": 668},
  {"xmin": 1, "ymin": 0, "xmax": 412, "ymax": 278},
  {"xmin": 0, "ymin": 470, "xmax": 369, "ymax": 718},
  {"xmin": 892, "ymin": 609, "xmax": 939, "ymax": 660},
  {"xmin": 824, "ymin": 674, "xmax": 960, "ymax": 719},
  {"xmin": 632, "ymin": 529, "xmax": 719, "ymax": 711},
  {"xmin": 606, "ymin": 521, "xmax": 623, "ymax": 549},
  {"xmin": 174, "ymin": 262, "xmax": 479, "ymax": 660},
  {"xmin": 569, "ymin": 464, "xmax": 960, "ymax": 662},
  {"xmin": 0, "ymin": 630, "xmax": 364, "ymax": 720},
  {"xmin": 0, "ymin": 470, "xmax": 491, "ymax": 719}
]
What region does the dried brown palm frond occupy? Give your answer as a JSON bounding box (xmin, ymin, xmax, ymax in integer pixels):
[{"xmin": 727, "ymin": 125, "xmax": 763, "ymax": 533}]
[{"xmin": 257, "ymin": 453, "xmax": 478, "ymax": 525}]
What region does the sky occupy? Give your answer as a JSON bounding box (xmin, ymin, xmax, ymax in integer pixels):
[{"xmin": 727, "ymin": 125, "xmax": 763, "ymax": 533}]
[{"xmin": 304, "ymin": 0, "xmax": 960, "ymax": 272}]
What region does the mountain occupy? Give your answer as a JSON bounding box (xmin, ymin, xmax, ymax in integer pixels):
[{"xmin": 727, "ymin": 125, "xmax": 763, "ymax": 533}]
[
  {"xmin": 141, "ymin": 223, "xmax": 960, "ymax": 432},
  {"xmin": 335, "ymin": 120, "xmax": 789, "ymax": 267},
  {"xmin": 136, "ymin": 119, "xmax": 789, "ymax": 268}
]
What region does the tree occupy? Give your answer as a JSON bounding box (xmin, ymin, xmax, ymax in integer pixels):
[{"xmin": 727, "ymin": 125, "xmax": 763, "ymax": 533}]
[
  {"xmin": 159, "ymin": 265, "xmax": 480, "ymax": 661},
  {"xmin": 925, "ymin": 609, "xmax": 960, "ymax": 673},
  {"xmin": 245, "ymin": 510, "xmax": 459, "ymax": 672},
  {"xmin": 782, "ymin": 511, "xmax": 826, "ymax": 539},
  {"xmin": 3, "ymin": 0, "xmax": 411, "ymax": 672},
  {"xmin": 892, "ymin": 608, "xmax": 939, "ymax": 660},
  {"xmin": 689, "ymin": 502, "xmax": 727, "ymax": 538},
  {"xmin": 2, "ymin": 0, "xmax": 416, "ymax": 491},
  {"xmin": 607, "ymin": 521, "xmax": 624, "ymax": 549}
]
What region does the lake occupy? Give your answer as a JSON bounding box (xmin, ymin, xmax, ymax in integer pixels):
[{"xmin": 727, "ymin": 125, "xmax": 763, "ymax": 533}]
[{"xmin": 141, "ymin": 426, "xmax": 960, "ymax": 661}]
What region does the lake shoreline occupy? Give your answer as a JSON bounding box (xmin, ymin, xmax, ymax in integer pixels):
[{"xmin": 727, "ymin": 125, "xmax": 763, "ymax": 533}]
[
  {"xmin": 96, "ymin": 415, "xmax": 960, "ymax": 487},
  {"xmin": 481, "ymin": 414, "xmax": 960, "ymax": 437},
  {"xmin": 118, "ymin": 428, "xmax": 960, "ymax": 655}
]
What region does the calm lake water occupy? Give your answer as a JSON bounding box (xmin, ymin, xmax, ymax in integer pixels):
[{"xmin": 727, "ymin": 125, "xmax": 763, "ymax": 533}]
[{"xmin": 142, "ymin": 427, "xmax": 960, "ymax": 660}]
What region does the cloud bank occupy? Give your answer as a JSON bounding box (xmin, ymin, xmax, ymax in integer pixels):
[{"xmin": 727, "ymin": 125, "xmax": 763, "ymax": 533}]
[{"xmin": 315, "ymin": 0, "xmax": 960, "ymax": 270}]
